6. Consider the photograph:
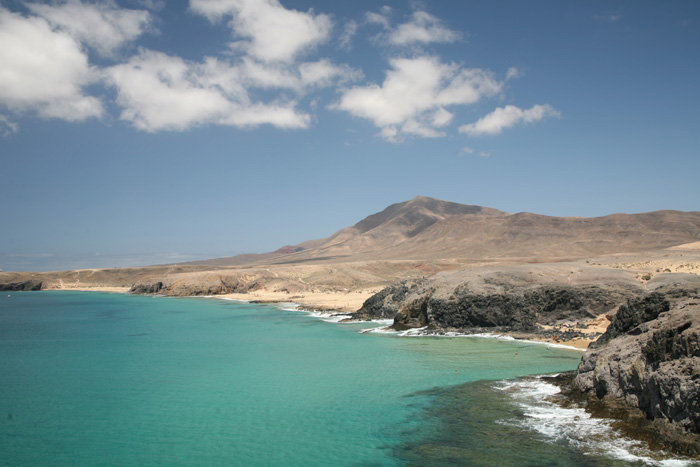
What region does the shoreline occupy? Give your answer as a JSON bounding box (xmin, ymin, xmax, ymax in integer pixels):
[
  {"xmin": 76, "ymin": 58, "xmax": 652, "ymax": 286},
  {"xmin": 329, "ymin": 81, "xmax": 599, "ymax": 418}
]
[
  {"xmin": 49, "ymin": 286, "xmax": 131, "ymax": 293},
  {"xmin": 215, "ymin": 290, "xmax": 599, "ymax": 350},
  {"xmin": 217, "ymin": 289, "xmax": 378, "ymax": 314},
  {"xmin": 43, "ymin": 287, "xmax": 599, "ymax": 350}
]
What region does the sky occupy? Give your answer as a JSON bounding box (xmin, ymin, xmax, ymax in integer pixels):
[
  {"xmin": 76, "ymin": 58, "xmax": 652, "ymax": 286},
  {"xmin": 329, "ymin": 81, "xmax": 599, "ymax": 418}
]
[{"xmin": 1, "ymin": 0, "xmax": 699, "ymax": 272}]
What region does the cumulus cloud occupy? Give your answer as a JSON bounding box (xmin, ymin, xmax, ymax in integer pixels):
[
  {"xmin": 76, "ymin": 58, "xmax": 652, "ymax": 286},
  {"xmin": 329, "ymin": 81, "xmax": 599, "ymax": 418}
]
[
  {"xmin": 388, "ymin": 11, "xmax": 460, "ymax": 45},
  {"xmin": 459, "ymin": 104, "xmax": 560, "ymax": 136},
  {"xmin": 190, "ymin": 0, "xmax": 331, "ymax": 63},
  {"xmin": 236, "ymin": 57, "xmax": 360, "ymax": 92},
  {"xmin": 27, "ymin": 0, "xmax": 152, "ymax": 57},
  {"xmin": 103, "ymin": 50, "xmax": 310, "ymax": 132},
  {"xmin": 365, "ymin": 9, "xmax": 459, "ymax": 46},
  {"xmin": 333, "ymin": 55, "xmax": 502, "ymax": 142},
  {"xmin": 0, "ymin": 8, "xmax": 103, "ymax": 122},
  {"xmin": 0, "ymin": 2, "xmax": 556, "ymax": 139}
]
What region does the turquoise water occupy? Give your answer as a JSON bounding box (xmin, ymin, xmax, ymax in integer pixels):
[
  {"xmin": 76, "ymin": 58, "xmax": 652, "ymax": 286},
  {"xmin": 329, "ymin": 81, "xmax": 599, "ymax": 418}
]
[{"xmin": 0, "ymin": 292, "xmax": 668, "ymax": 466}]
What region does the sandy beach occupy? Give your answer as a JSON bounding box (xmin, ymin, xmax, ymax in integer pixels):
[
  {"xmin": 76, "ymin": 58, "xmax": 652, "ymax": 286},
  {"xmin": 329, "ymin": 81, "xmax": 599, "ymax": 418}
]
[
  {"xmin": 218, "ymin": 288, "xmax": 379, "ymax": 313},
  {"xmin": 52, "ymin": 286, "xmax": 131, "ymax": 293}
]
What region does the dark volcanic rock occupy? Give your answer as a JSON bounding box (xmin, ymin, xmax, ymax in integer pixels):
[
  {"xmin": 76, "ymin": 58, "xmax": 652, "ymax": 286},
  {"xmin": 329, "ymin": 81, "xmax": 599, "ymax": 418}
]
[
  {"xmin": 574, "ymin": 294, "xmax": 700, "ymax": 450},
  {"xmin": 128, "ymin": 275, "xmax": 270, "ymax": 296},
  {"xmin": 597, "ymin": 293, "xmax": 670, "ymax": 344},
  {"xmin": 129, "ymin": 282, "xmax": 163, "ymax": 294},
  {"xmin": 426, "ymin": 292, "xmax": 539, "ymax": 330},
  {"xmin": 0, "ymin": 279, "xmax": 43, "ymax": 291},
  {"xmin": 356, "ymin": 279, "xmax": 636, "ymax": 334},
  {"xmin": 392, "ymin": 292, "xmax": 433, "ymax": 330},
  {"xmin": 355, "ymin": 280, "xmax": 425, "ymax": 320}
]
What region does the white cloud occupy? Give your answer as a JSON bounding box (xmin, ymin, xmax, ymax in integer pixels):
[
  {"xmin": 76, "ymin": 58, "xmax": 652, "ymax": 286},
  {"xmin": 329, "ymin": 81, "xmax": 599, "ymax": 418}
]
[
  {"xmin": 299, "ymin": 59, "xmax": 361, "ymax": 88},
  {"xmin": 0, "ymin": 8, "xmax": 103, "ymax": 122},
  {"xmin": 459, "ymin": 104, "xmax": 560, "ymax": 136},
  {"xmin": 190, "ymin": 0, "xmax": 331, "ymax": 63},
  {"xmin": 0, "ymin": 114, "xmax": 18, "ymax": 137},
  {"xmin": 506, "ymin": 67, "xmax": 521, "ymax": 80},
  {"xmin": 104, "ymin": 51, "xmax": 232, "ymax": 131},
  {"xmin": 333, "ymin": 55, "xmax": 502, "ymax": 142},
  {"xmin": 103, "ymin": 50, "xmax": 310, "ymax": 132},
  {"xmin": 338, "ymin": 19, "xmax": 357, "ymax": 51},
  {"xmin": 595, "ymin": 14, "xmax": 621, "ymax": 23},
  {"xmin": 137, "ymin": 0, "xmax": 165, "ymax": 11},
  {"xmin": 27, "ymin": 0, "xmax": 152, "ymax": 57},
  {"xmin": 365, "ymin": 10, "xmax": 391, "ymax": 29},
  {"xmin": 365, "ymin": 9, "xmax": 459, "ymax": 46},
  {"xmin": 458, "ymin": 147, "xmax": 491, "ymax": 158},
  {"xmin": 388, "ymin": 11, "xmax": 459, "ymax": 45},
  {"xmin": 219, "ymin": 102, "xmax": 309, "ymax": 128},
  {"xmin": 237, "ymin": 57, "xmax": 360, "ymax": 92},
  {"xmin": 431, "ymin": 107, "xmax": 453, "ymax": 127}
]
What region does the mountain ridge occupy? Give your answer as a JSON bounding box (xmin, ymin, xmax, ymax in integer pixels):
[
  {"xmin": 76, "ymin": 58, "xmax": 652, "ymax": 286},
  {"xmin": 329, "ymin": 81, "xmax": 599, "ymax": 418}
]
[{"xmin": 181, "ymin": 197, "xmax": 700, "ymax": 267}]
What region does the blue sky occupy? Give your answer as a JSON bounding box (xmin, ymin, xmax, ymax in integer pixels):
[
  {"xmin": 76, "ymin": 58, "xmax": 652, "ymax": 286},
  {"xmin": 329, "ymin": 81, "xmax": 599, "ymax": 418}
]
[{"xmin": 1, "ymin": 0, "xmax": 699, "ymax": 271}]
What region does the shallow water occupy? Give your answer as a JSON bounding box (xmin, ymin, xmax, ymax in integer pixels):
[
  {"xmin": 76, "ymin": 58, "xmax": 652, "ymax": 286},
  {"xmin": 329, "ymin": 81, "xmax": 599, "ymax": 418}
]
[{"xmin": 0, "ymin": 292, "xmax": 693, "ymax": 466}]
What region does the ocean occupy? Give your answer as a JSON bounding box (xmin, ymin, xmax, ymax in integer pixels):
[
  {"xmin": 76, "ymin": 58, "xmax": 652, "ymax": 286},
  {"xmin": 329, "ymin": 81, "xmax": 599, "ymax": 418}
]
[{"xmin": 0, "ymin": 292, "xmax": 695, "ymax": 466}]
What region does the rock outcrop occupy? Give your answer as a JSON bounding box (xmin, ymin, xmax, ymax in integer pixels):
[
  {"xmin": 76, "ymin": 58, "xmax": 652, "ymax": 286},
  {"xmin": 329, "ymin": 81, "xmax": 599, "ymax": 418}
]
[
  {"xmin": 127, "ymin": 273, "xmax": 298, "ymax": 296},
  {"xmin": 573, "ymin": 293, "xmax": 700, "ymax": 448},
  {"xmin": 129, "ymin": 282, "xmax": 164, "ymax": 294},
  {"xmin": 353, "ymin": 264, "xmax": 645, "ymax": 334},
  {"xmin": 0, "ymin": 279, "xmax": 43, "ymax": 291}
]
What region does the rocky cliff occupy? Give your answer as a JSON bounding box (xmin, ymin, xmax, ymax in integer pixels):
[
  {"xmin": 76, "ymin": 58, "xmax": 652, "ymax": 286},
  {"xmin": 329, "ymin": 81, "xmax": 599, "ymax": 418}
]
[
  {"xmin": 0, "ymin": 279, "xmax": 43, "ymax": 291},
  {"xmin": 353, "ymin": 264, "xmax": 652, "ymax": 334},
  {"xmin": 571, "ymin": 293, "xmax": 700, "ymax": 452},
  {"xmin": 359, "ymin": 281, "xmax": 636, "ymax": 333},
  {"xmin": 357, "ymin": 268, "xmax": 700, "ymax": 453}
]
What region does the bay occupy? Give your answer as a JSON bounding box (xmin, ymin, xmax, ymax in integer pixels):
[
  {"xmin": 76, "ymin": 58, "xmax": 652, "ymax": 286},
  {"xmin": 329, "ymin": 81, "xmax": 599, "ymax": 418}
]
[{"xmin": 1, "ymin": 291, "xmax": 593, "ymax": 466}]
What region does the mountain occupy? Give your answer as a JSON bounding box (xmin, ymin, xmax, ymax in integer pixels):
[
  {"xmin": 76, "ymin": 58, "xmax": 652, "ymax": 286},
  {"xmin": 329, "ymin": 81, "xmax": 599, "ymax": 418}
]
[{"xmin": 187, "ymin": 196, "xmax": 700, "ymax": 266}]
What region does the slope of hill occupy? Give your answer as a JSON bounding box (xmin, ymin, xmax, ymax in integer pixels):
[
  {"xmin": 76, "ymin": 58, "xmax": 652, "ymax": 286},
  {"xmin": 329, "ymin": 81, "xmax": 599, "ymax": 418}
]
[
  {"xmin": 192, "ymin": 196, "xmax": 700, "ymax": 266},
  {"xmin": 3, "ymin": 197, "xmax": 700, "ymax": 294}
]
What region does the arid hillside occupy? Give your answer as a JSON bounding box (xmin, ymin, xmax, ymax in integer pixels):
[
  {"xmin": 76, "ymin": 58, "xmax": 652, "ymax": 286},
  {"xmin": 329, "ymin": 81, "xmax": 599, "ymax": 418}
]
[
  {"xmin": 2, "ymin": 197, "xmax": 700, "ymax": 296},
  {"xmin": 178, "ymin": 196, "xmax": 700, "ymax": 267}
]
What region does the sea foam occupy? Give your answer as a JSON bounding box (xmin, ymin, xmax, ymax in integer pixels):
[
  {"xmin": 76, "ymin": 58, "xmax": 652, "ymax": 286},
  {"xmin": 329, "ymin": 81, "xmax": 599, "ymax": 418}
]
[{"xmin": 495, "ymin": 377, "xmax": 698, "ymax": 466}]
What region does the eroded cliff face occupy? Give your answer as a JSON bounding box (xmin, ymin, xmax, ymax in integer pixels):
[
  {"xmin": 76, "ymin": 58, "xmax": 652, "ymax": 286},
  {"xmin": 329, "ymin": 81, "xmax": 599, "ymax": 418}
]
[
  {"xmin": 128, "ymin": 276, "xmax": 265, "ymax": 296},
  {"xmin": 355, "ymin": 278, "xmax": 638, "ymax": 333},
  {"xmin": 574, "ymin": 294, "xmax": 700, "ymax": 439},
  {"xmin": 0, "ymin": 279, "xmax": 43, "ymax": 291}
]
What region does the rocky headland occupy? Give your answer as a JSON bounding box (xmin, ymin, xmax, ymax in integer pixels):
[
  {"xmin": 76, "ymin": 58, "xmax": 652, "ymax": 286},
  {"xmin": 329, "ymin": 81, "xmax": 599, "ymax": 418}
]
[
  {"xmin": 352, "ymin": 266, "xmax": 700, "ymax": 454},
  {"xmin": 553, "ymin": 291, "xmax": 700, "ymax": 455},
  {"xmin": 351, "ymin": 263, "xmax": 684, "ymax": 337},
  {"xmin": 0, "ymin": 279, "xmax": 43, "ymax": 291}
]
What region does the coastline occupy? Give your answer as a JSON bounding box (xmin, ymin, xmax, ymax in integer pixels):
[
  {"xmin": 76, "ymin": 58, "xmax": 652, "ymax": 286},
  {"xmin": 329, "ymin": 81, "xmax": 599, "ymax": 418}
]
[
  {"xmin": 217, "ymin": 289, "xmax": 378, "ymax": 314},
  {"xmin": 33, "ymin": 286, "xmax": 601, "ymax": 350},
  {"xmin": 215, "ymin": 290, "xmax": 600, "ymax": 350},
  {"xmin": 50, "ymin": 286, "xmax": 131, "ymax": 293},
  {"xmin": 37, "ymin": 286, "xmax": 599, "ymax": 350}
]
